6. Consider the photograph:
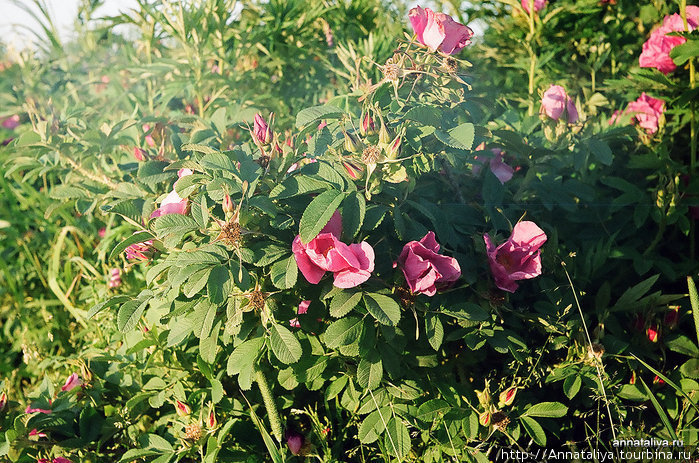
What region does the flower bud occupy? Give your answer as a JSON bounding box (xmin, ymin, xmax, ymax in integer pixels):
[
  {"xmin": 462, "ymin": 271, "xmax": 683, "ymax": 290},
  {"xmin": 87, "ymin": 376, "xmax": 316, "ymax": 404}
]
[
  {"xmin": 386, "ymin": 134, "xmax": 402, "ymax": 160},
  {"xmin": 285, "ymin": 429, "xmax": 305, "ymax": 456},
  {"xmin": 664, "ymin": 306, "xmax": 679, "ymax": 329},
  {"xmin": 61, "ymin": 373, "xmax": 83, "ymax": 392},
  {"xmin": 378, "ymin": 121, "xmax": 391, "ymax": 145},
  {"xmin": 630, "ymin": 371, "xmax": 636, "ymax": 385},
  {"xmin": 360, "ymin": 112, "xmax": 375, "ymax": 136},
  {"xmin": 646, "ymin": 323, "xmax": 659, "ymax": 343},
  {"xmin": 344, "ymin": 132, "xmax": 360, "ymax": 153},
  {"xmin": 479, "ymin": 412, "xmax": 490, "ymax": 427},
  {"xmin": 476, "ymin": 387, "xmax": 490, "ymax": 409},
  {"xmin": 207, "ymin": 406, "xmax": 217, "ymax": 428},
  {"xmin": 253, "ymin": 113, "xmax": 272, "ymax": 145},
  {"xmin": 107, "ymin": 268, "xmax": 121, "ymax": 289},
  {"xmin": 0, "ymin": 391, "xmax": 7, "ymax": 412},
  {"xmin": 133, "ymin": 147, "xmax": 146, "ymax": 161},
  {"xmin": 498, "ymin": 388, "xmax": 516, "ymax": 407},
  {"xmin": 342, "ymin": 160, "xmax": 364, "ymax": 180},
  {"xmin": 176, "ymin": 400, "xmax": 191, "ymax": 417},
  {"xmin": 223, "ymin": 193, "xmax": 234, "ymax": 214},
  {"xmin": 653, "ymin": 375, "xmax": 665, "ymax": 385}
]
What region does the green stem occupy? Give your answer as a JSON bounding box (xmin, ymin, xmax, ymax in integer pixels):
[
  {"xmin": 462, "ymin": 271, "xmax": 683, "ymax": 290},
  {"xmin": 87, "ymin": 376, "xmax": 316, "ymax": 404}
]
[{"xmin": 255, "ymin": 368, "xmax": 283, "ymax": 443}]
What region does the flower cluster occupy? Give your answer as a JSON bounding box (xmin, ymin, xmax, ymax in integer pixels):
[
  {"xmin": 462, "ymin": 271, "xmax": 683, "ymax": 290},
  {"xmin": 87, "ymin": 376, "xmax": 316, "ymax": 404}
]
[{"xmin": 639, "ymin": 6, "xmax": 699, "ymax": 74}]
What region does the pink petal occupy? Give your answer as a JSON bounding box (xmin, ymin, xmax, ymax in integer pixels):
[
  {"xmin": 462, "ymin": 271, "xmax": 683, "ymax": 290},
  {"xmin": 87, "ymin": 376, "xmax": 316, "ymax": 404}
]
[{"xmin": 293, "ymin": 236, "xmax": 326, "ymax": 284}]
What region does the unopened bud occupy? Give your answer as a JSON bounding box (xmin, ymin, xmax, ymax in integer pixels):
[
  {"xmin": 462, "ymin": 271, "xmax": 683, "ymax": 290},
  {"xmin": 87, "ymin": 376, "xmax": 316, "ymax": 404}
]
[
  {"xmin": 207, "ymin": 407, "xmax": 217, "ymax": 428},
  {"xmin": 223, "ymin": 193, "xmax": 234, "ymax": 213},
  {"xmin": 344, "ymin": 132, "xmax": 359, "ymax": 153},
  {"xmin": 176, "ymin": 400, "xmax": 191, "ymax": 417},
  {"xmin": 476, "ymin": 388, "xmax": 490, "ymax": 409},
  {"xmin": 498, "ymin": 388, "xmax": 517, "ymax": 407},
  {"xmin": 378, "ymin": 121, "xmax": 391, "ymax": 145},
  {"xmin": 479, "ymin": 412, "xmax": 490, "ymax": 427},
  {"xmin": 360, "ymin": 112, "xmax": 375, "ymax": 136},
  {"xmin": 0, "ymin": 392, "xmax": 7, "ymax": 412},
  {"xmin": 387, "ymin": 134, "xmax": 401, "ymax": 159},
  {"xmin": 342, "ymin": 160, "xmax": 364, "ymax": 180}
]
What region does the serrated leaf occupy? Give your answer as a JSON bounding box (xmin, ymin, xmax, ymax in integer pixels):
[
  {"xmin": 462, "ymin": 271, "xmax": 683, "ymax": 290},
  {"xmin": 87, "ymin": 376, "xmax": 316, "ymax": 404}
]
[
  {"xmin": 227, "ymin": 337, "xmax": 265, "ymax": 375},
  {"xmin": 269, "ymin": 175, "xmax": 330, "ymax": 199},
  {"xmin": 522, "ymin": 402, "xmax": 568, "ymax": 418},
  {"xmin": 299, "ymin": 189, "xmax": 345, "ymax": 244},
  {"xmin": 323, "ymin": 317, "xmax": 364, "ymax": 348},
  {"xmin": 200, "ymin": 152, "xmax": 236, "ymax": 171},
  {"xmin": 295, "ymin": 105, "xmax": 343, "ymax": 128},
  {"xmin": 88, "ymin": 295, "xmax": 130, "ymax": 319},
  {"xmin": 330, "ymin": 291, "xmax": 362, "ymax": 318},
  {"xmin": 416, "ymin": 399, "xmax": 451, "ymax": 421},
  {"xmin": 520, "ymin": 416, "xmax": 546, "ymax": 446},
  {"xmin": 208, "ymin": 265, "xmax": 231, "ymax": 305},
  {"xmin": 403, "ymin": 105, "xmax": 442, "ymax": 127},
  {"xmin": 363, "ymin": 293, "xmax": 401, "ymax": 326},
  {"xmin": 563, "ymin": 375, "xmax": 581, "ymax": 399},
  {"xmin": 270, "ymin": 256, "xmax": 298, "ymax": 289},
  {"xmin": 117, "ymin": 299, "xmax": 149, "ymax": 332},
  {"xmin": 357, "ymin": 353, "xmax": 382, "ymax": 390},
  {"xmin": 200, "ymin": 321, "xmax": 221, "ymax": 364},
  {"xmin": 587, "ymin": 138, "xmax": 613, "ymax": 166},
  {"xmin": 341, "ymin": 191, "xmax": 366, "ymax": 240},
  {"xmin": 435, "ymin": 122, "xmax": 474, "ymax": 150},
  {"xmin": 384, "ymin": 418, "xmax": 410, "ymax": 459},
  {"xmin": 270, "ymin": 324, "xmax": 302, "ymax": 364},
  {"xmin": 153, "ymin": 214, "xmax": 199, "ymax": 246},
  {"xmin": 167, "ymin": 317, "xmax": 193, "ymax": 346},
  {"xmin": 358, "ymin": 408, "xmax": 390, "ymax": 444},
  {"xmin": 425, "ymin": 312, "xmax": 443, "ymax": 351},
  {"xmin": 192, "ymin": 300, "xmax": 218, "ymax": 339},
  {"xmin": 183, "ymin": 267, "xmax": 213, "ymax": 297}
]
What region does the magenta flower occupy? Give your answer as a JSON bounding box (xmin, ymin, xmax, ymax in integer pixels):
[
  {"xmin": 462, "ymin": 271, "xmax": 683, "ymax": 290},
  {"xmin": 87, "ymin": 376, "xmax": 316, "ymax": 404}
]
[
  {"xmin": 125, "ymin": 239, "xmax": 154, "ymax": 262},
  {"xmin": 285, "ymin": 429, "xmax": 305, "ymax": 456},
  {"xmin": 108, "ymin": 268, "xmax": 122, "ymax": 289},
  {"xmin": 398, "ymin": 231, "xmax": 461, "ymax": 296},
  {"xmin": 473, "ymin": 147, "xmax": 514, "ymax": 184},
  {"xmin": 483, "ymin": 221, "xmax": 547, "ymax": 293},
  {"xmin": 133, "ymin": 147, "xmax": 146, "ymax": 161},
  {"xmin": 409, "ymin": 6, "xmax": 474, "ymax": 55},
  {"xmin": 29, "ymin": 429, "xmax": 47, "ymax": 439},
  {"xmin": 541, "ymin": 85, "xmax": 578, "ymax": 123},
  {"xmin": 639, "ymin": 7, "xmax": 699, "ymax": 74},
  {"xmin": 290, "ymin": 300, "xmax": 311, "ymax": 328},
  {"xmin": 253, "ymin": 113, "xmax": 272, "ymax": 145},
  {"xmin": 60, "ymin": 373, "xmax": 83, "ymax": 392},
  {"xmin": 53, "ymin": 458, "xmax": 73, "ymax": 463},
  {"xmin": 292, "ymin": 212, "xmax": 375, "ymax": 288},
  {"xmin": 521, "ymin": 0, "xmax": 546, "ymax": 14},
  {"xmin": 1, "ymin": 114, "xmax": 20, "ymax": 130},
  {"xmin": 626, "ymin": 93, "xmax": 665, "ymax": 134},
  {"xmin": 150, "ymin": 169, "xmax": 193, "ymax": 218}
]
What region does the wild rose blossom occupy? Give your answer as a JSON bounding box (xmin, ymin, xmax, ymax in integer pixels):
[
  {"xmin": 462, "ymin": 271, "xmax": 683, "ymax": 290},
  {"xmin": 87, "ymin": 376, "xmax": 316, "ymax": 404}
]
[
  {"xmin": 398, "ymin": 231, "xmax": 461, "ymax": 296},
  {"xmin": 483, "ymin": 221, "xmax": 547, "ymax": 293},
  {"xmin": 626, "ymin": 93, "xmax": 665, "ymax": 134},
  {"xmin": 1, "ymin": 114, "xmax": 20, "ymax": 130},
  {"xmin": 292, "ymin": 212, "xmax": 375, "ymax": 288},
  {"xmin": 639, "ymin": 7, "xmax": 699, "ymax": 74},
  {"xmin": 151, "ymin": 169, "xmax": 193, "ymax": 218},
  {"xmin": 409, "ymin": 6, "xmax": 474, "ymax": 55},
  {"xmin": 541, "ymin": 85, "xmax": 578, "ymax": 123},
  {"xmin": 60, "ymin": 373, "xmax": 82, "ymax": 392},
  {"xmin": 125, "ymin": 240, "xmax": 154, "ymax": 262},
  {"xmin": 521, "ymin": 0, "xmax": 546, "ymax": 14}
]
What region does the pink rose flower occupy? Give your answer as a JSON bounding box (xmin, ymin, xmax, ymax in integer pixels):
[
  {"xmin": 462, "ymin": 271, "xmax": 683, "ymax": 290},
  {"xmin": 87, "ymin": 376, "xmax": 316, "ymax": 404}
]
[
  {"xmin": 53, "ymin": 458, "xmax": 73, "ymax": 463},
  {"xmin": 541, "ymin": 85, "xmax": 578, "ymax": 123},
  {"xmin": 26, "ymin": 405, "xmax": 52, "ymax": 414},
  {"xmin": 290, "ymin": 300, "xmax": 311, "ymax": 328},
  {"xmin": 398, "ymin": 231, "xmax": 461, "ymax": 296},
  {"xmin": 292, "ymin": 212, "xmax": 375, "ymax": 288},
  {"xmin": 150, "ymin": 169, "xmax": 193, "ymax": 218},
  {"xmin": 60, "ymin": 373, "xmax": 83, "ymax": 392},
  {"xmin": 125, "ymin": 240, "xmax": 154, "ymax": 262},
  {"xmin": 639, "ymin": 7, "xmax": 699, "ymax": 74},
  {"xmin": 521, "ymin": 0, "xmax": 546, "ymax": 14},
  {"xmin": 483, "ymin": 221, "xmax": 547, "ymax": 293},
  {"xmin": 473, "ymin": 147, "xmax": 514, "ymax": 184},
  {"xmin": 626, "ymin": 93, "xmax": 665, "ymax": 134},
  {"xmin": 1, "ymin": 114, "xmax": 20, "ymax": 130},
  {"xmin": 133, "ymin": 147, "xmax": 146, "ymax": 161},
  {"xmin": 253, "ymin": 113, "xmax": 272, "ymax": 145},
  {"xmin": 409, "ymin": 6, "xmax": 474, "ymax": 55}
]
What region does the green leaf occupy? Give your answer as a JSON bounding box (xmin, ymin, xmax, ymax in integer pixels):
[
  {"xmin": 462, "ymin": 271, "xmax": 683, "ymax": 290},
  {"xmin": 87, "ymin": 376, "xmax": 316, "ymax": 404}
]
[
  {"xmin": 416, "ymin": 399, "xmax": 451, "ymax": 421},
  {"xmin": 227, "ymin": 337, "xmax": 265, "ymax": 375},
  {"xmin": 199, "ymin": 321, "xmax": 221, "ymax": 365},
  {"xmin": 109, "ymin": 231, "xmax": 155, "ymax": 261},
  {"xmin": 269, "ymin": 175, "xmax": 330, "ymax": 199},
  {"xmin": 665, "ymin": 334, "xmax": 699, "ymax": 357},
  {"xmin": 299, "ymin": 189, "xmax": 345, "ymax": 244},
  {"xmin": 358, "ymin": 408, "xmax": 390, "ymax": 444},
  {"xmin": 270, "ymin": 324, "xmax": 302, "ymax": 364},
  {"xmin": 442, "ymin": 303, "xmax": 490, "ymax": 322},
  {"xmin": 323, "ymin": 317, "xmax": 364, "ymax": 348},
  {"xmin": 211, "ymin": 107, "xmax": 227, "ymax": 135},
  {"xmin": 614, "ymin": 274, "xmax": 659, "ymax": 309},
  {"xmin": 117, "ymin": 299, "xmax": 149, "ymax": 332},
  {"xmin": 689, "ymin": 276, "xmax": 699, "ymax": 346},
  {"xmin": 520, "ymin": 416, "xmax": 546, "ymax": 446},
  {"xmin": 330, "ymin": 291, "xmax": 362, "ymax": 318},
  {"xmin": 153, "ymin": 214, "xmax": 199, "ymax": 246},
  {"xmin": 403, "ymin": 105, "xmax": 442, "ymax": 127},
  {"xmin": 522, "ymin": 402, "xmax": 568, "ymax": 418},
  {"xmin": 563, "ymin": 375, "xmax": 581, "ymax": 399},
  {"xmin": 295, "ymin": 104, "xmax": 343, "ymax": 128},
  {"xmin": 342, "ymin": 191, "xmax": 366, "ymax": 240},
  {"xmin": 363, "ymin": 293, "xmax": 401, "ymax": 326},
  {"xmin": 270, "ymin": 256, "xmax": 298, "ymax": 289},
  {"xmin": 192, "ymin": 300, "xmax": 218, "ymax": 339},
  {"xmin": 140, "ymin": 433, "xmax": 174, "ymax": 451},
  {"xmin": 166, "ymin": 317, "xmax": 193, "ymax": 347},
  {"xmin": 207, "ymin": 265, "xmax": 231, "ymax": 305},
  {"xmin": 670, "ymin": 38, "xmax": 699, "ymax": 65},
  {"xmin": 587, "ymin": 138, "xmax": 613, "ymax": 166},
  {"xmin": 435, "ymin": 122, "xmax": 475, "ymax": 150},
  {"xmin": 357, "ymin": 352, "xmax": 383, "ymax": 390},
  {"xmin": 200, "ymin": 152, "xmax": 236, "ymax": 172},
  {"xmin": 639, "ymin": 377, "xmax": 678, "ymax": 441},
  {"xmin": 88, "ymin": 295, "xmax": 130, "ymax": 319},
  {"xmin": 680, "ymin": 359, "xmax": 699, "ymax": 379},
  {"xmin": 183, "ymin": 267, "xmax": 213, "ymax": 297},
  {"xmin": 384, "ymin": 418, "xmax": 411, "ymax": 459},
  {"xmin": 425, "ymin": 312, "xmax": 444, "ymax": 351}
]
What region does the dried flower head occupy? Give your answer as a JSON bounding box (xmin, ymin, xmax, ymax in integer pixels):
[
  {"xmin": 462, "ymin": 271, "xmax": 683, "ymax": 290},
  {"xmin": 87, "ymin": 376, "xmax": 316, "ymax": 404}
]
[
  {"xmin": 361, "ymin": 145, "xmax": 382, "ymax": 165},
  {"xmin": 248, "ymin": 290, "xmax": 266, "ymax": 311},
  {"xmin": 184, "ymin": 423, "xmax": 202, "ymax": 441}
]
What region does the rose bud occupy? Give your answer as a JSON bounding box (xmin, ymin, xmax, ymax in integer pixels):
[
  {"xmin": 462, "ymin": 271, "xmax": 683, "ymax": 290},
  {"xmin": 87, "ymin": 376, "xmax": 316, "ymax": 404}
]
[
  {"xmin": 175, "ymin": 400, "xmax": 191, "ymax": 417},
  {"xmin": 223, "ymin": 193, "xmax": 234, "ymax": 214},
  {"xmin": 646, "ymin": 323, "xmax": 659, "ymax": 343},
  {"xmin": 285, "ymin": 429, "xmax": 305, "ymax": 456},
  {"xmin": 664, "ymin": 306, "xmax": 679, "ymax": 329},
  {"xmin": 0, "ymin": 391, "xmax": 7, "ymax": 411},
  {"xmin": 498, "ymin": 388, "xmax": 517, "ymax": 407}
]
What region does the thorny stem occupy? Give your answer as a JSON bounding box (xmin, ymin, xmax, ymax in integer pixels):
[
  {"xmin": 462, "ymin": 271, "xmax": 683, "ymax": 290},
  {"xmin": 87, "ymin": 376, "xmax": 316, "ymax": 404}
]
[{"xmin": 255, "ymin": 368, "xmax": 283, "ymax": 443}]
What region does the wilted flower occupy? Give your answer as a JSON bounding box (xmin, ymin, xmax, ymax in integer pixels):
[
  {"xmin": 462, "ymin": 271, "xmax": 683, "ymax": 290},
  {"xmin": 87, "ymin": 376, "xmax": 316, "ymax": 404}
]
[
  {"xmin": 626, "ymin": 93, "xmax": 665, "ymax": 134},
  {"xmin": 483, "ymin": 221, "xmax": 547, "ymax": 293},
  {"xmin": 61, "ymin": 373, "xmax": 83, "ymax": 392},
  {"xmin": 521, "ymin": 0, "xmax": 546, "ymax": 14},
  {"xmin": 292, "ymin": 212, "xmax": 375, "ymax": 288},
  {"xmin": 639, "ymin": 7, "xmax": 699, "ymax": 74},
  {"xmin": 398, "ymin": 231, "xmax": 461, "ymax": 296},
  {"xmin": 541, "ymin": 85, "xmax": 578, "ymax": 123},
  {"xmin": 175, "ymin": 400, "xmax": 191, "ymax": 417},
  {"xmin": 409, "ymin": 6, "xmax": 474, "ymax": 55},
  {"xmin": 253, "ymin": 113, "xmax": 273, "ymax": 145}
]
